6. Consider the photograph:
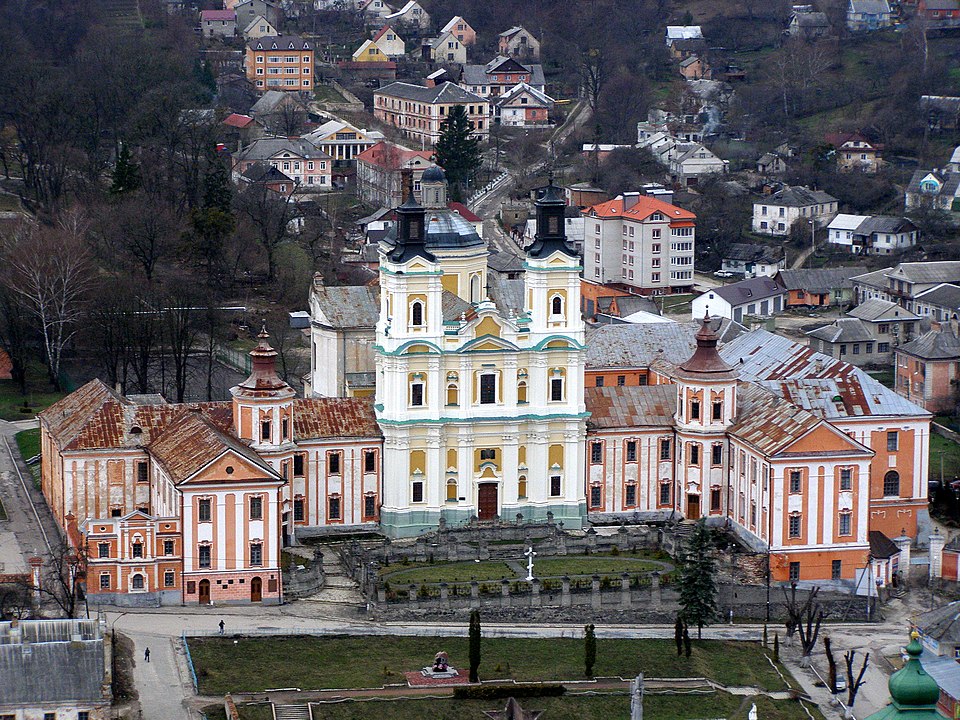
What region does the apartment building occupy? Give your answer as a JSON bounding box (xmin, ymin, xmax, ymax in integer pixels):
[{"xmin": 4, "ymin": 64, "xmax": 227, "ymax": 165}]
[
  {"xmin": 373, "ymin": 81, "xmax": 489, "ymax": 145},
  {"xmin": 582, "ymin": 192, "xmax": 697, "ymax": 295},
  {"xmin": 245, "ymin": 35, "xmax": 315, "ymax": 92}
]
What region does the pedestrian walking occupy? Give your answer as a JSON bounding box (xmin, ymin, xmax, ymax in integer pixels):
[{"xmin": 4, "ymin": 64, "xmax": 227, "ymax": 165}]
[
  {"xmin": 144, "ymin": 647, "xmax": 150, "ymax": 663},
  {"xmin": 218, "ymin": 619, "xmax": 225, "ymax": 635}
]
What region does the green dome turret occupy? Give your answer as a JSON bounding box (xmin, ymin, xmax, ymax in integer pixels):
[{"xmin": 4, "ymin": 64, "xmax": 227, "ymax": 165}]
[
  {"xmin": 864, "ymin": 632, "xmax": 946, "ymax": 720},
  {"xmin": 888, "ymin": 634, "xmax": 941, "ymax": 707}
]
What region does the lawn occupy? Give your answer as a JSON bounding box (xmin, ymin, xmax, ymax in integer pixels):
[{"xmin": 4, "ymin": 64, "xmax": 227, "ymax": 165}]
[
  {"xmin": 188, "ymin": 636, "xmax": 788, "ymax": 696},
  {"xmin": 660, "ymin": 294, "xmax": 695, "ymax": 316},
  {"xmin": 201, "ymin": 691, "xmax": 822, "ymax": 720},
  {"xmin": 930, "ymin": 431, "xmax": 960, "ymax": 482},
  {"xmin": 0, "ymin": 362, "xmax": 65, "ymax": 421},
  {"xmin": 867, "ymin": 370, "xmax": 895, "ymax": 389},
  {"xmin": 380, "ymin": 561, "xmax": 516, "ymax": 585},
  {"xmin": 15, "ymin": 428, "xmax": 39, "ymax": 461},
  {"xmin": 524, "ymin": 556, "xmax": 661, "ymax": 577},
  {"xmin": 314, "ymin": 83, "xmax": 347, "ymax": 104}
]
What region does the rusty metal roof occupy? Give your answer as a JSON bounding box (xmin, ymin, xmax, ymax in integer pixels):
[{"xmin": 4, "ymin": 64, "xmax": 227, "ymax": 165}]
[
  {"xmin": 147, "ymin": 411, "xmax": 277, "ymax": 484},
  {"xmin": 722, "ymin": 329, "xmax": 929, "ymax": 418},
  {"xmin": 729, "ymin": 383, "xmax": 828, "ymax": 456},
  {"xmin": 585, "ymin": 385, "xmax": 676, "ymax": 429},
  {"xmin": 293, "ymin": 397, "xmax": 381, "ymax": 439}
]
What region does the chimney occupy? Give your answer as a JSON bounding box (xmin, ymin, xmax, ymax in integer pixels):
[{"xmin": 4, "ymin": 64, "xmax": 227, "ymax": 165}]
[
  {"xmin": 400, "ymin": 168, "xmax": 414, "ymax": 204},
  {"xmin": 623, "ymin": 192, "xmax": 641, "ymax": 210}
]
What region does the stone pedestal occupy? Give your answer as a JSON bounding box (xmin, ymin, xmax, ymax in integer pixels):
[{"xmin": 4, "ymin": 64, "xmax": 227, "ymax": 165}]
[
  {"xmin": 531, "ymin": 578, "xmax": 541, "ymax": 607},
  {"xmin": 408, "ymin": 584, "xmax": 418, "ymax": 608},
  {"xmin": 650, "ymin": 572, "xmax": 661, "ymax": 607},
  {"xmin": 561, "ymin": 576, "xmax": 571, "ymax": 607},
  {"xmin": 894, "ymin": 532, "xmax": 912, "ymax": 581},
  {"xmin": 586, "ymin": 527, "xmax": 597, "ymax": 552},
  {"xmin": 439, "ymin": 582, "xmax": 449, "ymax": 602},
  {"xmin": 501, "ymin": 579, "xmax": 511, "ymax": 608},
  {"xmin": 377, "ymin": 586, "xmax": 386, "ymax": 603},
  {"xmin": 591, "ymin": 575, "xmax": 601, "ymax": 609},
  {"xmin": 470, "ymin": 581, "xmax": 480, "ymax": 609}
]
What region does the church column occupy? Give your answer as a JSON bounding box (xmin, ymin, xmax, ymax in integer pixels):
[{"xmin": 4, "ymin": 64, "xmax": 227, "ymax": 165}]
[
  {"xmin": 425, "ymin": 431, "xmax": 443, "ymax": 508},
  {"xmin": 501, "ymin": 428, "xmax": 520, "ymax": 505},
  {"xmin": 458, "ymin": 427, "xmax": 473, "ymax": 509}
]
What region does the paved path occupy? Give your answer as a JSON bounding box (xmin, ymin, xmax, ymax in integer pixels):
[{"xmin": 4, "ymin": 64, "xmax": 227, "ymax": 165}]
[{"xmin": 129, "ymin": 631, "xmax": 193, "ymax": 720}]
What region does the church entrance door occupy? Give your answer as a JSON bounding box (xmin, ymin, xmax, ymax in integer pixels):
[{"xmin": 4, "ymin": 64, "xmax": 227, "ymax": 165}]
[
  {"xmin": 686, "ymin": 494, "xmax": 701, "ymax": 519},
  {"xmin": 477, "ymin": 483, "xmax": 499, "ymax": 521}
]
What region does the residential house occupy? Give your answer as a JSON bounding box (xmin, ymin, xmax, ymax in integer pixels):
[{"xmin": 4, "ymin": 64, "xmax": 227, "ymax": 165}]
[
  {"xmin": 239, "ymin": 161, "xmax": 296, "ymax": 194},
  {"xmin": 221, "ymin": 112, "xmax": 266, "ymax": 148},
  {"xmin": 582, "ymin": 192, "xmax": 697, "ymax": 294},
  {"xmin": 201, "ymin": 9, "xmax": 237, "ymax": 37},
  {"xmin": 249, "ymin": 90, "xmax": 309, "ymax": 133},
  {"xmin": 426, "ymin": 32, "xmax": 467, "ymax": 64},
  {"xmin": 669, "ymin": 37, "xmax": 707, "ymax": 61},
  {"xmin": 756, "ymin": 152, "xmax": 788, "ymax": 175},
  {"xmin": 359, "ymin": 0, "xmax": 393, "ymax": 24},
  {"xmin": 441, "ymin": 16, "xmax": 476, "ymax": 45},
  {"xmin": 691, "ymin": 276, "xmax": 786, "ymax": 322},
  {"xmin": 41, "ymin": 342, "xmax": 384, "ymax": 605},
  {"xmin": 301, "ymin": 119, "xmax": 384, "ymax": 166},
  {"xmin": 777, "ymin": 268, "xmax": 861, "ymax": 308},
  {"xmin": 665, "ymin": 26, "xmax": 704, "ymax": 47},
  {"xmin": 806, "ymin": 318, "xmax": 882, "ymax": 366},
  {"xmin": 355, "ymin": 141, "xmax": 435, "ymax": 207},
  {"xmin": 233, "ymin": 137, "xmax": 332, "ymax": 190},
  {"xmin": 720, "ymin": 243, "xmax": 786, "ymax": 278},
  {"xmin": 751, "ymin": 186, "xmax": 839, "ymax": 236},
  {"xmin": 787, "ymin": 7, "xmax": 831, "ymax": 37},
  {"xmin": 460, "ymin": 56, "xmax": 546, "ymax": 99},
  {"xmin": 847, "ymin": 0, "xmax": 893, "ymax": 30},
  {"xmin": 373, "ymin": 81, "xmax": 489, "ymax": 145},
  {"xmin": 245, "ymin": 35, "xmax": 315, "ymax": 93},
  {"xmin": 0, "ymin": 619, "xmax": 111, "ymax": 720},
  {"xmin": 826, "ymin": 214, "xmax": 918, "ymax": 255},
  {"xmin": 921, "ymin": 95, "xmax": 960, "ymax": 130},
  {"xmin": 352, "ymin": 38, "xmax": 390, "ymax": 62},
  {"xmin": 234, "ymin": 0, "xmax": 283, "ymax": 31},
  {"xmin": 911, "ymin": 602, "xmax": 960, "ymax": 719},
  {"xmin": 847, "ymin": 297, "xmax": 921, "ymax": 353},
  {"xmin": 243, "ymin": 14, "xmax": 279, "ymax": 39},
  {"xmin": 825, "ymin": 131, "xmax": 883, "ymax": 173},
  {"xmin": 896, "ymin": 324, "xmax": 960, "ymax": 413},
  {"xmin": 566, "ymin": 183, "xmax": 609, "ymax": 208},
  {"xmin": 498, "ymin": 26, "xmax": 540, "ymax": 60},
  {"xmin": 915, "ymin": 283, "xmax": 960, "ymax": 321},
  {"xmin": 496, "ymin": 82, "xmax": 554, "ymax": 127},
  {"xmin": 668, "ymin": 143, "xmax": 728, "ymax": 186},
  {"xmin": 918, "ymin": 0, "xmax": 960, "ymax": 25},
  {"xmin": 852, "ymin": 261, "xmax": 960, "ymax": 310},
  {"xmin": 679, "ymin": 55, "xmax": 711, "ymax": 80},
  {"xmin": 905, "ymin": 166, "xmax": 960, "ymax": 212},
  {"xmin": 372, "ymin": 24, "xmax": 405, "ymax": 57},
  {"xmin": 384, "ymin": 0, "xmax": 430, "ymax": 30}
]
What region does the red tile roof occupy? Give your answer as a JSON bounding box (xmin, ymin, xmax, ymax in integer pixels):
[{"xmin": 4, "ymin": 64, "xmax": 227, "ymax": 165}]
[
  {"xmin": 373, "ymin": 24, "xmax": 397, "ymax": 41},
  {"xmin": 356, "ymin": 141, "xmax": 432, "ymax": 170},
  {"xmin": 447, "ymin": 201, "xmax": 480, "ymax": 223},
  {"xmin": 223, "ymin": 113, "xmax": 256, "ymax": 128},
  {"xmin": 201, "ymin": 9, "xmax": 236, "ymax": 20},
  {"xmin": 585, "ymin": 195, "xmax": 696, "ymax": 223},
  {"xmin": 293, "ymin": 397, "xmax": 381, "ymax": 439}
]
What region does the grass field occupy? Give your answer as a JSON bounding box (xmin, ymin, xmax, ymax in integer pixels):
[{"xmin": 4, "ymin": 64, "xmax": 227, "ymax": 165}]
[
  {"xmin": 0, "ymin": 362, "xmax": 65, "ymax": 421},
  {"xmin": 930, "ymin": 431, "xmax": 960, "ymax": 482},
  {"xmin": 15, "ymin": 428, "xmax": 41, "ymax": 487},
  {"xmin": 188, "ymin": 636, "xmax": 787, "ymax": 696},
  {"xmin": 203, "ymin": 691, "xmax": 823, "ymax": 720}
]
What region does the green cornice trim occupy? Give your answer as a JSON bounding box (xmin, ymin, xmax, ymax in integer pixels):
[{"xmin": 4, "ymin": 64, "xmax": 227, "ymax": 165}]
[{"xmin": 376, "ymin": 411, "xmax": 590, "ymax": 426}]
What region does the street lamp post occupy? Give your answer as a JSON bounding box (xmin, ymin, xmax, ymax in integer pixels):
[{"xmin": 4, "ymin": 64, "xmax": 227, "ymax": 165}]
[{"xmin": 808, "ymin": 219, "xmax": 816, "ymax": 268}]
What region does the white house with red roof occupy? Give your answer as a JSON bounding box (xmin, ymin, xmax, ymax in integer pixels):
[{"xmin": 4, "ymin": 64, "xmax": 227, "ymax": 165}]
[
  {"xmin": 372, "ymin": 24, "xmax": 406, "ymax": 57},
  {"xmin": 582, "ymin": 192, "xmax": 697, "ymax": 294},
  {"xmin": 201, "ymin": 9, "xmax": 237, "ymax": 37},
  {"xmin": 355, "ymin": 140, "xmax": 435, "ymax": 207}
]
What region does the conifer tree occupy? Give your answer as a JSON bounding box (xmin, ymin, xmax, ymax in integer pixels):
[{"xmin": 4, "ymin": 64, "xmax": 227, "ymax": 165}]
[
  {"xmin": 434, "ymin": 104, "xmax": 481, "ymax": 202},
  {"xmin": 469, "ymin": 609, "xmax": 481, "ymax": 683},
  {"xmin": 677, "ymin": 519, "xmax": 718, "ymax": 639},
  {"xmin": 584, "ymin": 624, "xmax": 596, "ymax": 678},
  {"xmin": 109, "ymin": 144, "xmax": 141, "ymax": 196}
]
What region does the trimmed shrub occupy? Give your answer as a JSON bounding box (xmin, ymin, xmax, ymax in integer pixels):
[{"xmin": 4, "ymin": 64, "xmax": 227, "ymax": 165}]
[{"xmin": 453, "ymin": 684, "xmax": 566, "ymax": 700}]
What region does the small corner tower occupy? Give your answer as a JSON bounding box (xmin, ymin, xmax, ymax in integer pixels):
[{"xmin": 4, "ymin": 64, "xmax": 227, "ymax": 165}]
[
  {"xmin": 673, "ymin": 315, "xmax": 739, "ymax": 520},
  {"xmin": 231, "ymin": 325, "xmax": 296, "ymax": 449}
]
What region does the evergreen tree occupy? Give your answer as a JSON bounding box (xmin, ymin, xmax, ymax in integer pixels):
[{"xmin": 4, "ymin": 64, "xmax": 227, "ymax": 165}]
[
  {"xmin": 584, "ymin": 624, "xmax": 596, "ymax": 678},
  {"xmin": 189, "ymin": 152, "xmax": 235, "ymax": 282},
  {"xmin": 468, "ymin": 609, "xmax": 481, "ymax": 683},
  {"xmin": 674, "ymin": 614, "xmax": 684, "ymax": 657},
  {"xmin": 434, "ymin": 104, "xmax": 481, "ymax": 202},
  {"xmin": 676, "ymin": 520, "xmax": 718, "ymax": 639},
  {"xmin": 109, "ymin": 144, "xmax": 141, "ymax": 196}
]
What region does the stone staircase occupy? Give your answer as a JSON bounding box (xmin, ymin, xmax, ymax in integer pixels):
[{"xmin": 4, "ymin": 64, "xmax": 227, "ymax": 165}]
[
  {"xmin": 273, "ymin": 703, "xmax": 311, "ymax": 720},
  {"xmin": 294, "ymin": 545, "xmax": 365, "ymax": 618}
]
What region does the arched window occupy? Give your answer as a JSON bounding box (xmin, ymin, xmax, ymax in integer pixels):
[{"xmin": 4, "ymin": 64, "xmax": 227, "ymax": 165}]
[
  {"xmin": 470, "ymin": 274, "xmax": 482, "ymax": 303},
  {"xmin": 446, "ymin": 479, "xmax": 458, "ymax": 501},
  {"xmin": 883, "ymin": 471, "xmax": 900, "ymax": 497},
  {"xmin": 518, "ymin": 475, "xmax": 527, "ymax": 498},
  {"xmin": 446, "ymin": 383, "xmax": 459, "ymax": 406},
  {"xmin": 132, "ymin": 541, "xmax": 143, "ymax": 559},
  {"xmin": 517, "ymin": 381, "xmax": 528, "ymax": 404},
  {"xmin": 410, "ymin": 378, "xmax": 425, "ymax": 407},
  {"xmin": 551, "ymin": 295, "xmax": 563, "ymax": 315},
  {"xmin": 132, "ymin": 574, "xmax": 145, "ymax": 590},
  {"xmin": 411, "ymin": 300, "xmax": 424, "ymax": 327}
]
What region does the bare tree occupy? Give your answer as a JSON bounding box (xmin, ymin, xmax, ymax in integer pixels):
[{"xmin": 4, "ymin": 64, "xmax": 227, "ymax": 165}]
[
  {"xmin": 796, "ymin": 587, "xmax": 824, "ymax": 666},
  {"xmin": 162, "ymin": 286, "xmax": 200, "ymax": 403},
  {"xmin": 15, "ymin": 538, "xmax": 88, "ymax": 618},
  {"xmin": 1, "ymin": 213, "xmax": 95, "ymax": 390},
  {"xmin": 824, "ymin": 635, "xmax": 838, "ymax": 694},
  {"xmin": 234, "ymin": 184, "xmax": 302, "ymax": 283},
  {"xmin": 844, "ymin": 649, "xmax": 870, "ymax": 709},
  {"xmin": 580, "ymin": 48, "xmax": 607, "ymax": 112}
]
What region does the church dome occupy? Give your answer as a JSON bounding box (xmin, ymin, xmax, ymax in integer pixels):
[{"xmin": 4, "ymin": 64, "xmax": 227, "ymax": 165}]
[
  {"xmin": 887, "ymin": 634, "xmax": 941, "ymax": 708},
  {"xmin": 423, "ymin": 210, "xmax": 484, "ymax": 250},
  {"xmin": 421, "ymin": 166, "xmax": 446, "ymax": 183}
]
